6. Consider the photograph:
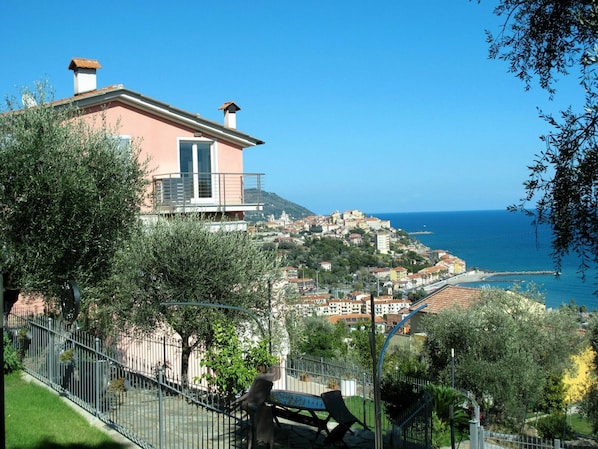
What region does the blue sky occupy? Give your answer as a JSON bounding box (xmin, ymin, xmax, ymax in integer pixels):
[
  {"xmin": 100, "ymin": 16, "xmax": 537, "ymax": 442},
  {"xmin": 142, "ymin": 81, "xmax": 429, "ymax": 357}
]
[{"xmin": 2, "ymin": 1, "xmax": 583, "ymax": 215}]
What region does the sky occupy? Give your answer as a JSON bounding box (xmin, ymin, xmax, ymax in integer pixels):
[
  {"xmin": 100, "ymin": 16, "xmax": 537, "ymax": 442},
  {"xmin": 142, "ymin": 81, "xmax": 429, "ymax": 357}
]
[{"xmin": 2, "ymin": 1, "xmax": 585, "ymax": 216}]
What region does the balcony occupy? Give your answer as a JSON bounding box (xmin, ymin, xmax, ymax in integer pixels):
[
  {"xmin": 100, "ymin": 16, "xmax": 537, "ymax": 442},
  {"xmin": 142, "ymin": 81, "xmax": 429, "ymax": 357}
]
[{"xmin": 152, "ymin": 172, "xmax": 263, "ymax": 215}]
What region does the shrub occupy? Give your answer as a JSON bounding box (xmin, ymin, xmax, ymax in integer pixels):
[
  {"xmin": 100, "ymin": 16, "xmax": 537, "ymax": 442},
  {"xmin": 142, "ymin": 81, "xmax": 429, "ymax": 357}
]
[
  {"xmin": 3, "ymin": 331, "xmax": 22, "ymax": 373},
  {"xmin": 380, "ymin": 376, "xmax": 423, "ymax": 422},
  {"xmin": 536, "ymin": 413, "xmax": 575, "ymax": 440},
  {"xmin": 197, "ymin": 321, "xmax": 277, "ymax": 403}
]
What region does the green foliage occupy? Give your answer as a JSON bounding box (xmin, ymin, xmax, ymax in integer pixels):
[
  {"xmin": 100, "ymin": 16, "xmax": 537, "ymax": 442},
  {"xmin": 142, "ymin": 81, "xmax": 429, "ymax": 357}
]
[
  {"xmin": 535, "ymin": 413, "xmax": 575, "ymax": 440},
  {"xmin": 581, "ymin": 317, "xmax": 598, "ymax": 433},
  {"xmin": 431, "ymin": 411, "xmax": 450, "ymax": 449},
  {"xmin": 424, "ymin": 384, "xmax": 470, "ymax": 431},
  {"xmin": 98, "ymin": 214, "xmax": 280, "ymax": 385},
  {"xmin": 296, "ymin": 316, "xmax": 345, "ymax": 359},
  {"xmin": 198, "ymin": 321, "xmax": 277, "ymax": 402},
  {"xmin": 485, "ymin": 1, "xmax": 598, "ymax": 282},
  {"xmin": 380, "ymin": 376, "xmax": 423, "ymax": 422},
  {"xmin": 347, "ymin": 321, "xmax": 384, "ymax": 370},
  {"xmin": 3, "ymin": 331, "xmax": 22, "ymax": 373},
  {"xmin": 0, "ymin": 82, "xmax": 148, "ymax": 300},
  {"xmin": 385, "ymin": 343, "xmax": 429, "ymax": 378},
  {"xmin": 581, "ymin": 383, "xmax": 598, "ymax": 434},
  {"xmin": 423, "ymin": 287, "xmax": 580, "ymax": 426},
  {"xmin": 539, "ymin": 371, "xmax": 567, "ymax": 414}
]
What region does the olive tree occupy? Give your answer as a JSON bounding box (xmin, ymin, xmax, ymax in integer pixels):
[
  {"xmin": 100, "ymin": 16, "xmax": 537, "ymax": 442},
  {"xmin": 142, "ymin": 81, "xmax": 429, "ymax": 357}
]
[
  {"xmin": 0, "ymin": 83, "xmax": 148, "ymax": 305},
  {"xmin": 423, "ymin": 287, "xmax": 580, "ymax": 428},
  {"xmin": 100, "ymin": 214, "xmax": 280, "ymax": 387},
  {"xmin": 480, "ymin": 1, "xmax": 598, "ymax": 280}
]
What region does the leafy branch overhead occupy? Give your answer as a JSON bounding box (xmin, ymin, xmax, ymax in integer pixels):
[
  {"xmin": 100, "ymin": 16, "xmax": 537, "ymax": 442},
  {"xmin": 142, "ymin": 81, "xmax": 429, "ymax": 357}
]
[{"xmin": 484, "ymin": 1, "xmax": 598, "ymax": 279}]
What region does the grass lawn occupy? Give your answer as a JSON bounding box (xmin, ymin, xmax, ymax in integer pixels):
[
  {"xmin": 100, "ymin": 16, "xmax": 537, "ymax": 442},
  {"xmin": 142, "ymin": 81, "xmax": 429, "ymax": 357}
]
[
  {"xmin": 344, "ymin": 396, "xmax": 393, "ymax": 431},
  {"xmin": 569, "ymin": 413, "xmax": 594, "ymax": 436},
  {"xmin": 5, "ymin": 371, "xmax": 129, "ymax": 449}
]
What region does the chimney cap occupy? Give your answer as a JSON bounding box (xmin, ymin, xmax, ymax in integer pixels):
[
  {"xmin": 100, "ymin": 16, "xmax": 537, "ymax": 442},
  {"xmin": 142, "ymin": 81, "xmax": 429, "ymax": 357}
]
[
  {"xmin": 218, "ymin": 101, "xmax": 241, "ymax": 113},
  {"xmin": 68, "ymin": 58, "xmax": 102, "ymax": 71}
]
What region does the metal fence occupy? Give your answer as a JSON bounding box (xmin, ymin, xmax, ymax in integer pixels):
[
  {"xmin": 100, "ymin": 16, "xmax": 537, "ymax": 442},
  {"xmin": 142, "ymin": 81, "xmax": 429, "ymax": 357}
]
[
  {"xmin": 469, "ymin": 421, "xmax": 597, "ymax": 449},
  {"xmin": 6, "ymin": 310, "xmax": 436, "ymax": 449},
  {"xmin": 6, "ymin": 312, "xmax": 247, "ymax": 449}
]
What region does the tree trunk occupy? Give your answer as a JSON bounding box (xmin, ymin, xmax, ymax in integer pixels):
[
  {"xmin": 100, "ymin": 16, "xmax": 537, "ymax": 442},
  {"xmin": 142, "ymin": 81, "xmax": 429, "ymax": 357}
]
[{"xmin": 181, "ymin": 336, "xmax": 192, "ymax": 391}]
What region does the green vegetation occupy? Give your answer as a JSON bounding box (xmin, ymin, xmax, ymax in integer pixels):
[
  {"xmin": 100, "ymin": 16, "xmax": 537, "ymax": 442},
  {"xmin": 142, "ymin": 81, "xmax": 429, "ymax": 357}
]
[
  {"xmin": 423, "ymin": 287, "xmax": 580, "ymax": 429},
  {"xmin": 5, "ymin": 372, "xmax": 127, "ymax": 449},
  {"xmin": 278, "ymin": 234, "xmax": 428, "ymax": 296},
  {"xmin": 95, "ymin": 214, "xmax": 280, "ymax": 387},
  {"xmin": 197, "ymin": 321, "xmax": 278, "ymax": 402},
  {"xmin": 3, "ymin": 331, "xmax": 22, "ymax": 373},
  {"xmin": 0, "ymin": 82, "xmax": 148, "ymax": 302},
  {"xmin": 244, "ymin": 189, "xmax": 314, "ymax": 221},
  {"xmin": 487, "ymin": 1, "xmax": 598, "ymax": 286}
]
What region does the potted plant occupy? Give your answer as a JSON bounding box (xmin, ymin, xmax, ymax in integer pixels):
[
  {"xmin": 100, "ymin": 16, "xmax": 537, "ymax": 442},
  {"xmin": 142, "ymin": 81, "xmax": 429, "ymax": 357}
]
[
  {"xmin": 299, "ymin": 372, "xmax": 310, "ymax": 382},
  {"xmin": 327, "ymin": 378, "xmax": 339, "ymax": 390},
  {"xmin": 59, "ymin": 348, "xmax": 76, "ymax": 390},
  {"xmin": 59, "ymin": 348, "xmax": 75, "ymax": 365},
  {"xmin": 107, "ymin": 377, "xmax": 127, "ymax": 409}
]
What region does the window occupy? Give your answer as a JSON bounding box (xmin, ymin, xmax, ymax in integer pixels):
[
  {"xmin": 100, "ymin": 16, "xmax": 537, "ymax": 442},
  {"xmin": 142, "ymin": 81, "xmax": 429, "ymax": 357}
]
[{"xmin": 178, "ymin": 139, "xmax": 216, "ymax": 202}]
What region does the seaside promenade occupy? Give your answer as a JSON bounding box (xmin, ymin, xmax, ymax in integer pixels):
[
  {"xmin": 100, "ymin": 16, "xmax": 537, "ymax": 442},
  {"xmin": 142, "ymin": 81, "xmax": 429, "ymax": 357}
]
[{"xmin": 425, "ymin": 269, "xmax": 556, "ymax": 291}]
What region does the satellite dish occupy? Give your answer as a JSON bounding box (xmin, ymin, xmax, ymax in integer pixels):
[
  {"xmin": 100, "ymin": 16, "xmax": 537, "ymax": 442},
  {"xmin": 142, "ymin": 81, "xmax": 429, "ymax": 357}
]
[
  {"xmin": 60, "ymin": 280, "xmax": 81, "ymax": 324},
  {"xmin": 21, "ymin": 93, "xmax": 37, "ymax": 108}
]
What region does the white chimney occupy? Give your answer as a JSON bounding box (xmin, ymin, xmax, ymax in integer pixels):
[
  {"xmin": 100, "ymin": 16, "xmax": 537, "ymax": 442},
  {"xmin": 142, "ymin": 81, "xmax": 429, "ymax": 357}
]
[
  {"xmin": 218, "ymin": 102, "xmax": 241, "ymax": 129},
  {"xmin": 68, "ymin": 58, "xmax": 102, "ymax": 95}
]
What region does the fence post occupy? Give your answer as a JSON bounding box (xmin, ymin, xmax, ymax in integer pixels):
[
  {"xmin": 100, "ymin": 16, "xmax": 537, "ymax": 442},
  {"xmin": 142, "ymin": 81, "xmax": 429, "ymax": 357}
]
[
  {"xmin": 158, "ymin": 365, "xmax": 164, "ymax": 449},
  {"xmin": 555, "ymin": 439, "xmax": 561, "ymax": 449},
  {"xmin": 49, "ymin": 318, "xmax": 54, "ymax": 386},
  {"xmin": 95, "ymin": 338, "xmax": 101, "ymax": 416},
  {"xmin": 469, "ymin": 420, "xmax": 478, "ymax": 449},
  {"xmin": 362, "ymin": 372, "xmax": 368, "ymax": 426},
  {"xmin": 478, "ymin": 426, "xmax": 485, "ymax": 449}
]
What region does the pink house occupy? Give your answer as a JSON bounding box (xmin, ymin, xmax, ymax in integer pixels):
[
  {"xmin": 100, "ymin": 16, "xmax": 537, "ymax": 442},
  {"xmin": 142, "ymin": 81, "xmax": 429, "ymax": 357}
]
[{"xmin": 59, "ymin": 58, "xmax": 265, "ymax": 225}]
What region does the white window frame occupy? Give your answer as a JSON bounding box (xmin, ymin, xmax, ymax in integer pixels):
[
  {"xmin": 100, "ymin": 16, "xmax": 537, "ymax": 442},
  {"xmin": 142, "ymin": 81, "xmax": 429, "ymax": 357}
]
[{"xmin": 176, "ymin": 137, "xmax": 219, "ymax": 204}]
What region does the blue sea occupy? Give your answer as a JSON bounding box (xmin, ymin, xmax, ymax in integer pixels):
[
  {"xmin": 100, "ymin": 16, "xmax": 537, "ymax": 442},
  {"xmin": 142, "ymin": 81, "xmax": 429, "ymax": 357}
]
[{"xmin": 372, "ymin": 210, "xmax": 598, "ymax": 311}]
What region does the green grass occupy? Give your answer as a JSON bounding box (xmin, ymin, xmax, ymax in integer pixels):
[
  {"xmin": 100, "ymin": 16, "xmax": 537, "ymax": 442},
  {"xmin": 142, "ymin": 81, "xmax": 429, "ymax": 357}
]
[
  {"xmin": 5, "ymin": 371, "xmax": 129, "ymax": 449},
  {"xmin": 569, "ymin": 413, "xmax": 594, "ymax": 435},
  {"xmin": 344, "ymin": 396, "xmax": 393, "ymax": 431}
]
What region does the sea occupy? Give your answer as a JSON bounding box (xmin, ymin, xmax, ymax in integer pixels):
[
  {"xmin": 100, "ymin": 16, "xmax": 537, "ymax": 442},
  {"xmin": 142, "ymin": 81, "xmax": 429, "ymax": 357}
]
[{"xmin": 371, "ymin": 209, "xmax": 598, "ymax": 311}]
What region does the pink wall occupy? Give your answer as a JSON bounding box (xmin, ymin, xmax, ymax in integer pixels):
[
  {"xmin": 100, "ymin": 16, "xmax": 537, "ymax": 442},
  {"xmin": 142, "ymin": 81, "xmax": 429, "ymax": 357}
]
[{"xmin": 80, "ymin": 101, "xmax": 245, "ymax": 212}]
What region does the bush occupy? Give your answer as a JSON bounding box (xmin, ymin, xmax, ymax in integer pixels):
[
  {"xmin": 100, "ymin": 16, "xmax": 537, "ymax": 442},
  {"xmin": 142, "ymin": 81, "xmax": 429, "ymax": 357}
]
[
  {"xmin": 3, "ymin": 331, "xmax": 22, "ymax": 373},
  {"xmin": 197, "ymin": 322, "xmax": 277, "ymax": 403},
  {"xmin": 536, "ymin": 413, "xmax": 575, "ymax": 440},
  {"xmin": 380, "ymin": 376, "xmax": 423, "ymax": 422}
]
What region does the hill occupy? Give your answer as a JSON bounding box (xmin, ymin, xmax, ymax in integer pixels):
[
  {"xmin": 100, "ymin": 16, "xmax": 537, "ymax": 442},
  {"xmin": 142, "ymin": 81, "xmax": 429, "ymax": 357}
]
[{"xmin": 244, "ymin": 189, "xmax": 315, "ymax": 222}]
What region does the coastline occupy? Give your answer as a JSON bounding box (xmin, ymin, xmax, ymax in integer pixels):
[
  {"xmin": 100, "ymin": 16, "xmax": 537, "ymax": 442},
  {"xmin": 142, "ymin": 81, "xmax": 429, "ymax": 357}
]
[{"xmin": 424, "ymin": 269, "xmax": 557, "ymax": 291}]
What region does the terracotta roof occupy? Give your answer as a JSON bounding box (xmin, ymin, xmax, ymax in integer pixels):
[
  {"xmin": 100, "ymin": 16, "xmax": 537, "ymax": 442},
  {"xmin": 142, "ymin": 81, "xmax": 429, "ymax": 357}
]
[
  {"xmin": 68, "ymin": 58, "xmax": 102, "ymax": 70},
  {"xmin": 411, "ymin": 285, "xmax": 482, "ymax": 314}
]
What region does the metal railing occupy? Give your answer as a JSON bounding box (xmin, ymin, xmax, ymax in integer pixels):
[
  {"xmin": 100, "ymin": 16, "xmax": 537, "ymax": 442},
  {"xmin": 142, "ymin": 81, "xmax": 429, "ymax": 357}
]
[
  {"xmin": 152, "ymin": 172, "xmax": 263, "ymax": 214},
  {"xmin": 6, "ymin": 309, "xmax": 434, "ymax": 448},
  {"xmin": 6, "ymin": 312, "xmax": 247, "ymax": 449}
]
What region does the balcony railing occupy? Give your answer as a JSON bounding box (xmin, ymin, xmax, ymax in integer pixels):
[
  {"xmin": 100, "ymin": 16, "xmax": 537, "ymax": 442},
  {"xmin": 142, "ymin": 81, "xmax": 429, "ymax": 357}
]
[{"xmin": 152, "ymin": 172, "xmax": 263, "ymax": 214}]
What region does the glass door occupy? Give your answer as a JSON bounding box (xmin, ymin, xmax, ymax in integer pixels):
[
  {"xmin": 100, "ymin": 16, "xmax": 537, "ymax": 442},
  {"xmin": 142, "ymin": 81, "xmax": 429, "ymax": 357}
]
[{"xmin": 179, "ymin": 140, "xmax": 213, "ymax": 202}]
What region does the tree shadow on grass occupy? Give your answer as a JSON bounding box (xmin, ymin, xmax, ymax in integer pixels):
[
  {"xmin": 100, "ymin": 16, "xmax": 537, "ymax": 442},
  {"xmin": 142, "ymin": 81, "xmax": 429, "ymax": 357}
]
[{"xmin": 11, "ymin": 440, "xmax": 130, "ymax": 449}]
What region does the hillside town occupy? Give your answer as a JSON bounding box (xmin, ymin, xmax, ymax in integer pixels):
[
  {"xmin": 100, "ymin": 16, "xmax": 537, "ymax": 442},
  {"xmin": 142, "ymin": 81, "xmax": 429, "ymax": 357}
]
[{"xmin": 250, "ymin": 209, "xmax": 469, "ymax": 333}]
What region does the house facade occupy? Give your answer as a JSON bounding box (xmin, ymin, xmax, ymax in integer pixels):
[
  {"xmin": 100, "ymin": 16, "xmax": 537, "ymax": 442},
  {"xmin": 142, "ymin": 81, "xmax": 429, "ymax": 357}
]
[{"xmin": 60, "ymin": 58, "xmax": 265, "ymax": 227}]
